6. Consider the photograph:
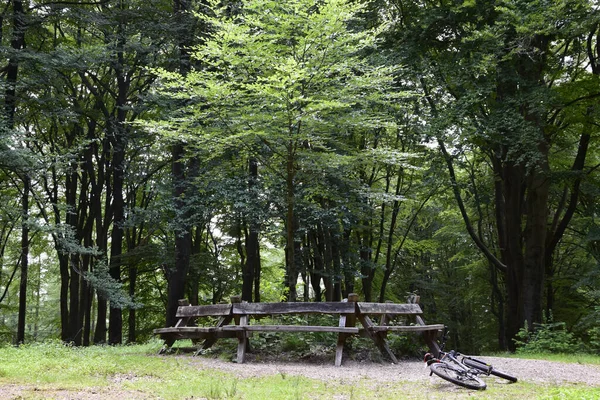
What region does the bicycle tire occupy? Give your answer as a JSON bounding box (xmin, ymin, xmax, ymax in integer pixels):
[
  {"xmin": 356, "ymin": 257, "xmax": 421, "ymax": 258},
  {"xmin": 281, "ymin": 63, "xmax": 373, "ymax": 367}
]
[
  {"xmin": 430, "ymin": 362, "xmax": 487, "ymax": 390},
  {"xmin": 462, "ymin": 358, "xmax": 518, "ymax": 383}
]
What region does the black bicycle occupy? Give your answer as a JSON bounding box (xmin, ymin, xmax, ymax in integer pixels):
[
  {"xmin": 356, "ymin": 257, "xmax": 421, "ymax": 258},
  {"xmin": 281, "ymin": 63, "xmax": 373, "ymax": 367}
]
[{"xmin": 424, "ymin": 328, "xmax": 517, "ymax": 390}]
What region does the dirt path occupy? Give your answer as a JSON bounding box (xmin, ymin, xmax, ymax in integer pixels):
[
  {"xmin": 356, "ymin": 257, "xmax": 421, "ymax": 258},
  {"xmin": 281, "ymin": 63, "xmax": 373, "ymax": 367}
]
[{"xmin": 189, "ymin": 354, "xmax": 600, "ymax": 387}]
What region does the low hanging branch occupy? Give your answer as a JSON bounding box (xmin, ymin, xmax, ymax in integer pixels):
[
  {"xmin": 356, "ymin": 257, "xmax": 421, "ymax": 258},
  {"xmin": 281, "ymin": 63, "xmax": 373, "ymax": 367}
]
[
  {"xmin": 420, "ymin": 77, "xmax": 507, "ymax": 274},
  {"xmin": 0, "ymin": 255, "xmax": 21, "ymax": 304}
]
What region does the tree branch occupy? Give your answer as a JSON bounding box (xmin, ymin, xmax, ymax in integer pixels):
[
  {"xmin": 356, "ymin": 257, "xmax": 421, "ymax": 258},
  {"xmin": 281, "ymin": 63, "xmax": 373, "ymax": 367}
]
[{"xmin": 420, "ymin": 77, "xmax": 507, "ymax": 273}]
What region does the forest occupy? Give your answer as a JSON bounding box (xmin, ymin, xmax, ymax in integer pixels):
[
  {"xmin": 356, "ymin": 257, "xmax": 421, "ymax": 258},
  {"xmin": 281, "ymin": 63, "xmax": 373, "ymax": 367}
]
[{"xmin": 0, "ymin": 0, "xmax": 599, "ymax": 355}]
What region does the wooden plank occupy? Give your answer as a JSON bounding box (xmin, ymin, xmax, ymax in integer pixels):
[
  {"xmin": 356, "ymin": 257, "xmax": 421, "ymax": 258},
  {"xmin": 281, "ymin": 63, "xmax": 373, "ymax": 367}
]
[
  {"xmin": 153, "ymin": 328, "xmax": 239, "ymax": 340},
  {"xmin": 176, "ymin": 304, "xmax": 233, "ymax": 318},
  {"xmin": 233, "ymin": 302, "xmax": 355, "ymax": 315},
  {"xmin": 357, "ymin": 303, "xmax": 423, "ymax": 315},
  {"xmin": 369, "ymin": 324, "xmax": 444, "ymax": 332},
  {"xmin": 222, "ymin": 325, "xmax": 359, "ymax": 333},
  {"xmin": 154, "ymin": 326, "xmax": 220, "ymax": 334}
]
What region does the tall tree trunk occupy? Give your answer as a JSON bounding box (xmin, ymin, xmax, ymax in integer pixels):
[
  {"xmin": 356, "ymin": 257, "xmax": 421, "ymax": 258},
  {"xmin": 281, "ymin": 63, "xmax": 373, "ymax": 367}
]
[
  {"xmin": 164, "ymin": 0, "xmax": 196, "ymax": 326},
  {"xmin": 379, "ymin": 170, "xmax": 403, "ymax": 302},
  {"xmin": 106, "ymin": 11, "xmax": 131, "ymax": 345},
  {"xmin": 128, "ymin": 263, "xmax": 137, "ymax": 343},
  {"xmin": 6, "ymin": 0, "xmax": 28, "ymax": 345},
  {"xmin": 166, "ymin": 143, "xmax": 192, "ymax": 327},
  {"xmin": 17, "ymin": 174, "xmax": 29, "ymax": 345},
  {"xmin": 81, "ymin": 217, "xmax": 94, "ymax": 346},
  {"xmin": 284, "ymin": 142, "xmax": 298, "ymax": 301},
  {"xmin": 358, "ymin": 230, "xmax": 373, "ymax": 302},
  {"xmin": 341, "ymin": 229, "xmax": 354, "ymax": 297},
  {"xmin": 68, "ymin": 253, "xmax": 81, "ymax": 344},
  {"xmin": 243, "ymin": 158, "xmax": 260, "ymax": 302},
  {"xmin": 94, "ymin": 295, "xmax": 107, "ymax": 344},
  {"xmin": 58, "ymin": 254, "xmax": 70, "ymax": 341},
  {"xmin": 322, "ymin": 225, "xmax": 334, "ymax": 301},
  {"xmin": 308, "ymin": 229, "xmax": 323, "ymax": 302},
  {"xmin": 331, "ymin": 231, "xmax": 342, "ymax": 302}
]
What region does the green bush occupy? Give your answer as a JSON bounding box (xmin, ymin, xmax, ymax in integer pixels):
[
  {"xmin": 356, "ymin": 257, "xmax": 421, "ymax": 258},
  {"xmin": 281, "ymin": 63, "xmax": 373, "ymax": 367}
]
[{"xmin": 514, "ymin": 311, "xmax": 582, "ymax": 354}]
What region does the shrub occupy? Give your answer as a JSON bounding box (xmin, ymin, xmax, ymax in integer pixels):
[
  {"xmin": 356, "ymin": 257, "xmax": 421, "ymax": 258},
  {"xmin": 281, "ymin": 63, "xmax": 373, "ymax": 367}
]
[{"xmin": 514, "ymin": 311, "xmax": 582, "ymax": 354}]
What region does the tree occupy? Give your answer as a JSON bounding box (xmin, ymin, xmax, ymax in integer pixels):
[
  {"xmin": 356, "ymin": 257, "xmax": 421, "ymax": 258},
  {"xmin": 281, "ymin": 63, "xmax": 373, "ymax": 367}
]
[
  {"xmin": 155, "ymin": 0, "xmax": 398, "ymax": 301},
  {"xmin": 384, "ymin": 0, "xmax": 600, "ymax": 348}
]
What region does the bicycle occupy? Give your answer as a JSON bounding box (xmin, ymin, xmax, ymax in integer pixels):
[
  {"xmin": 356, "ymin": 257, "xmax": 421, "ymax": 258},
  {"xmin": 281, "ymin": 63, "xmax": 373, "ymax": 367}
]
[{"xmin": 424, "ymin": 328, "xmax": 517, "ymax": 390}]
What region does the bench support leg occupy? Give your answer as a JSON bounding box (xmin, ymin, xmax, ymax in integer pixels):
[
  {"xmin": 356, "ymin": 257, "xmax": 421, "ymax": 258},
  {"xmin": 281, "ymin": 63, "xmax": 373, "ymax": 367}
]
[
  {"xmin": 237, "ymin": 334, "xmax": 247, "ymax": 363},
  {"xmin": 423, "ymin": 330, "xmax": 441, "ymax": 358},
  {"xmin": 335, "ymin": 333, "xmax": 347, "ymax": 367},
  {"xmin": 236, "ymin": 315, "xmax": 249, "ymax": 363},
  {"xmin": 158, "ymin": 338, "xmax": 176, "ymax": 355},
  {"xmin": 416, "ymin": 316, "xmax": 442, "ymax": 358},
  {"xmin": 357, "ymin": 315, "xmax": 399, "ymax": 364}
]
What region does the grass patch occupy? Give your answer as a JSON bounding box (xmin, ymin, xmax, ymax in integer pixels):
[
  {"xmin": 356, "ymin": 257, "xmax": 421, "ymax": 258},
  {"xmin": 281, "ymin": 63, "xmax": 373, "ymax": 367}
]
[
  {"xmin": 0, "ymin": 341, "xmax": 599, "ymax": 399},
  {"xmin": 493, "ymin": 351, "xmax": 600, "ymax": 365}
]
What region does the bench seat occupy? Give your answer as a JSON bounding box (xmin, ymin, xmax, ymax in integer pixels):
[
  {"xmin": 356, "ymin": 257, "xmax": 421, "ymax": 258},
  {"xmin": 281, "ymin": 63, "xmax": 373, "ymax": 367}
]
[
  {"xmin": 221, "ymin": 325, "xmax": 359, "ymax": 334},
  {"xmin": 367, "ymin": 324, "xmax": 445, "ymax": 333},
  {"xmin": 153, "ymin": 326, "xmax": 239, "ymax": 340}
]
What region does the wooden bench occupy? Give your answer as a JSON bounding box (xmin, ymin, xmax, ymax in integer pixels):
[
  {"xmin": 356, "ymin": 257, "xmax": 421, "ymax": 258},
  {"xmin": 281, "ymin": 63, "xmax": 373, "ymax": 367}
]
[{"xmin": 153, "ymin": 294, "xmax": 443, "ymax": 366}]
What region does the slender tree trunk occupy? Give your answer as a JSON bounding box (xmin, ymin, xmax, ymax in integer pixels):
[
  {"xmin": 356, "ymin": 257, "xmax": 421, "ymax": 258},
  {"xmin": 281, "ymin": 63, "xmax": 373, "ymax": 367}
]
[
  {"xmin": 107, "ymin": 16, "xmax": 130, "ymax": 344},
  {"xmin": 322, "ymin": 225, "xmax": 334, "ymax": 302},
  {"xmin": 34, "ymin": 260, "xmax": 41, "ymax": 340},
  {"xmin": 81, "ymin": 219, "xmax": 94, "ymax": 346},
  {"xmin": 94, "ymin": 294, "xmax": 107, "ymax": 344},
  {"xmin": 379, "ymin": 170, "xmax": 403, "ymax": 302},
  {"xmin": 59, "ymin": 255, "xmax": 70, "ymax": 341},
  {"xmin": 5, "ymin": 0, "xmax": 28, "ymax": 345},
  {"xmin": 128, "ymin": 263, "xmax": 137, "ymax": 343},
  {"xmin": 68, "ymin": 253, "xmax": 81, "ymax": 344},
  {"xmin": 341, "ymin": 229, "xmax": 354, "ymax": 297},
  {"xmin": 165, "ymin": 0, "xmax": 196, "ymax": 326},
  {"xmin": 284, "ymin": 142, "xmax": 298, "ymax": 301},
  {"xmin": 243, "ymin": 158, "xmax": 260, "ymax": 302},
  {"xmin": 331, "ymin": 232, "xmax": 342, "ymax": 302},
  {"xmin": 17, "ymin": 175, "xmax": 29, "ymax": 345},
  {"xmin": 359, "ymin": 231, "xmax": 373, "ymax": 302},
  {"xmin": 166, "ymin": 143, "xmax": 192, "ymax": 327},
  {"xmin": 308, "ymin": 229, "xmax": 323, "ymax": 302}
]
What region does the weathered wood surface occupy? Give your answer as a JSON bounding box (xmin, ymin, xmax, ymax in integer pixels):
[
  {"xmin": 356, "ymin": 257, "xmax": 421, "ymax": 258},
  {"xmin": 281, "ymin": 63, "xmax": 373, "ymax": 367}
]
[
  {"xmin": 154, "ymin": 326, "xmax": 221, "ymax": 334},
  {"xmin": 357, "ymin": 302, "xmax": 423, "ymax": 315},
  {"xmin": 233, "ymin": 302, "xmax": 356, "ymax": 315},
  {"xmin": 368, "ymin": 324, "xmax": 445, "ymax": 332},
  {"xmin": 176, "ymin": 304, "xmax": 233, "ymax": 318},
  {"xmin": 153, "ymin": 326, "xmax": 239, "ymax": 340},
  {"xmin": 222, "ymin": 325, "xmax": 359, "ymax": 333}
]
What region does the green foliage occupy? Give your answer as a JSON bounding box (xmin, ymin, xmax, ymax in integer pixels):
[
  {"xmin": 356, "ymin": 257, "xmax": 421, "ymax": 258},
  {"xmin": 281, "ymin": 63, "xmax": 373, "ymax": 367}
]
[
  {"xmin": 514, "ymin": 311, "xmax": 582, "ymax": 354},
  {"xmin": 84, "ymin": 261, "xmax": 142, "ymax": 310}
]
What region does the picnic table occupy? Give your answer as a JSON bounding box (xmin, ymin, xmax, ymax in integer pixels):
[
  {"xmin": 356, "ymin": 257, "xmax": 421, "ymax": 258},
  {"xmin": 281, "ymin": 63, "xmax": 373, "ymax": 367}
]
[{"xmin": 154, "ymin": 293, "xmax": 443, "ymax": 366}]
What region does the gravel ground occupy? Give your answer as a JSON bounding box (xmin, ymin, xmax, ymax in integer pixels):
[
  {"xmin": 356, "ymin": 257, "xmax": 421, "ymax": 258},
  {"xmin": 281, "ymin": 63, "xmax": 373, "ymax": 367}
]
[{"xmin": 188, "ymin": 354, "xmax": 600, "ymax": 387}]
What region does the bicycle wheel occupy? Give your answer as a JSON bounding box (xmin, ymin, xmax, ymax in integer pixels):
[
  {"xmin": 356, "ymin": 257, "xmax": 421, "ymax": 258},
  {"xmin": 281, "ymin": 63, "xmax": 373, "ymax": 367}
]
[
  {"xmin": 463, "ymin": 358, "xmax": 518, "ymax": 383},
  {"xmin": 430, "ymin": 362, "xmax": 487, "ymax": 390}
]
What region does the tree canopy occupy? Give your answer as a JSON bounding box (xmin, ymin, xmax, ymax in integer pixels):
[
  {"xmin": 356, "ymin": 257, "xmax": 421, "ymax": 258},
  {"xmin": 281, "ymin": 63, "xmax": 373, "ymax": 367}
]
[{"xmin": 0, "ymin": 0, "xmax": 598, "ymax": 353}]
